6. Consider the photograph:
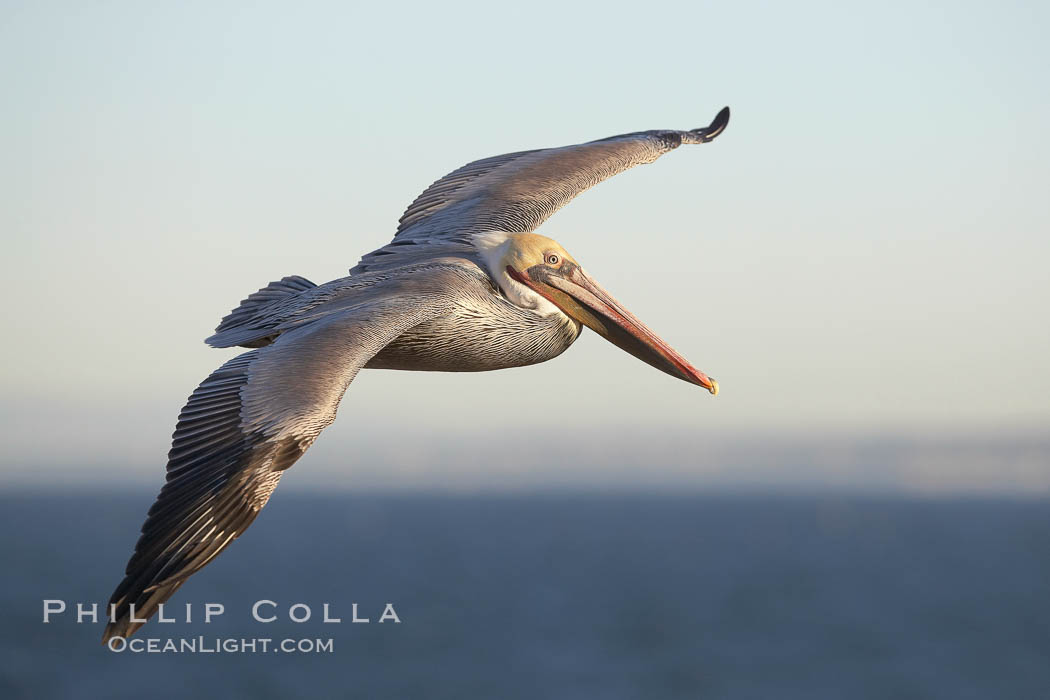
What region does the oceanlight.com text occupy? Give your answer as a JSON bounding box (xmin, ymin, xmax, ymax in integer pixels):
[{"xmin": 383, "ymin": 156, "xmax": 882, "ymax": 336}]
[{"xmin": 106, "ymin": 636, "xmax": 334, "ymax": 654}]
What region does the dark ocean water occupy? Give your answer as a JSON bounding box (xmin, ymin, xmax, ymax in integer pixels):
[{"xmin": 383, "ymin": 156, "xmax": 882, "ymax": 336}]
[{"xmin": 0, "ymin": 491, "xmax": 1047, "ymax": 699}]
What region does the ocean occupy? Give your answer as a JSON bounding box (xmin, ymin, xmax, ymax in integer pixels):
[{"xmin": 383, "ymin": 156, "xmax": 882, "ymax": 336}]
[{"xmin": 1, "ymin": 491, "xmax": 1047, "ymax": 699}]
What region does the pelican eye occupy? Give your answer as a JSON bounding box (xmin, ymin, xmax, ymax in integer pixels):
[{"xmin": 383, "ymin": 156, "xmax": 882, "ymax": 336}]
[{"xmin": 545, "ymin": 253, "xmax": 560, "ymax": 266}]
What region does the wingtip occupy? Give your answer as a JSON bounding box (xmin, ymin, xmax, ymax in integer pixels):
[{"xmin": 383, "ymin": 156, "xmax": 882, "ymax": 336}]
[
  {"xmin": 700, "ymin": 106, "xmax": 730, "ymax": 142},
  {"xmin": 101, "ymin": 621, "xmax": 122, "ymax": 646},
  {"xmin": 101, "ymin": 616, "xmax": 146, "ymax": 645}
]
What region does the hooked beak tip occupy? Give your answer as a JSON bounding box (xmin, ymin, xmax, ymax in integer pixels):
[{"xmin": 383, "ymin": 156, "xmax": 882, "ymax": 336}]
[{"xmin": 693, "ymin": 373, "xmax": 718, "ymax": 396}]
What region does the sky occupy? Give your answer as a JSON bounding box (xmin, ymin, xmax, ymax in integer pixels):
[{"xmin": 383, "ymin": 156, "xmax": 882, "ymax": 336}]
[{"xmin": 2, "ymin": 0, "xmax": 1048, "ymax": 492}]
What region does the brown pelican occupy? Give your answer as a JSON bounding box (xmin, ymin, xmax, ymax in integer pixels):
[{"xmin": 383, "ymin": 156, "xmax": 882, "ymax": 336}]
[{"xmin": 102, "ymin": 107, "xmax": 730, "ymax": 642}]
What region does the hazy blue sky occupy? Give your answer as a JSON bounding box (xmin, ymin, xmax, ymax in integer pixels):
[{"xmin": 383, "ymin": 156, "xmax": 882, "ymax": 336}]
[{"xmin": 2, "ymin": 1, "xmax": 1047, "ymax": 490}]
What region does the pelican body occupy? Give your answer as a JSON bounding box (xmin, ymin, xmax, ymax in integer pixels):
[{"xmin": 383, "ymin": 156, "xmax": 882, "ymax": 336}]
[{"xmin": 102, "ymin": 107, "xmax": 730, "ymax": 642}]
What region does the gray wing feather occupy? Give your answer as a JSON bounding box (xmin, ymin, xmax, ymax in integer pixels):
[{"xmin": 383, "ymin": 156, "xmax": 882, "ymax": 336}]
[
  {"xmin": 103, "ymin": 263, "xmax": 472, "ymax": 642},
  {"xmin": 351, "ymin": 107, "xmax": 729, "ymax": 274},
  {"xmin": 207, "ymin": 262, "xmax": 463, "ymax": 349},
  {"xmin": 208, "ymin": 275, "xmax": 318, "ymax": 348}
]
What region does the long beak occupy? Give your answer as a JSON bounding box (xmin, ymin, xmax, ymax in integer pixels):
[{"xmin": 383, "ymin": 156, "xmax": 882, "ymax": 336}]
[{"xmin": 508, "ymin": 263, "xmax": 718, "ymax": 395}]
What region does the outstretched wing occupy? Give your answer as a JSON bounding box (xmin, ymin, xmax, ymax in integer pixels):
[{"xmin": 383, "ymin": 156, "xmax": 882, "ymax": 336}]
[
  {"xmin": 102, "ymin": 263, "xmax": 472, "ymax": 642},
  {"xmin": 351, "ymin": 107, "xmax": 729, "ymax": 274}
]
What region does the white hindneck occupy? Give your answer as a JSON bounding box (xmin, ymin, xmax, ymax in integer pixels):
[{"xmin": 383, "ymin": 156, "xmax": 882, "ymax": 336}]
[{"xmin": 474, "ymin": 232, "xmax": 565, "ymax": 318}]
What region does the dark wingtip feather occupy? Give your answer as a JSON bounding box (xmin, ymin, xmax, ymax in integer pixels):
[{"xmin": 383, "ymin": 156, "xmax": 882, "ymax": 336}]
[
  {"xmin": 690, "ymin": 106, "xmax": 730, "ymax": 143},
  {"xmin": 101, "ymin": 573, "xmax": 187, "ymax": 644}
]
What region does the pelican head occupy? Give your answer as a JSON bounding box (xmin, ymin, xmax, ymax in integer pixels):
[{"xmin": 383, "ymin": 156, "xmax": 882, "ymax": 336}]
[{"xmin": 480, "ymin": 232, "xmax": 718, "ymax": 395}]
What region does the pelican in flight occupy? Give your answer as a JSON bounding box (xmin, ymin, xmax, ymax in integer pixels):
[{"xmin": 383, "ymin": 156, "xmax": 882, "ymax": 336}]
[{"xmin": 102, "ymin": 107, "xmax": 731, "ymax": 642}]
